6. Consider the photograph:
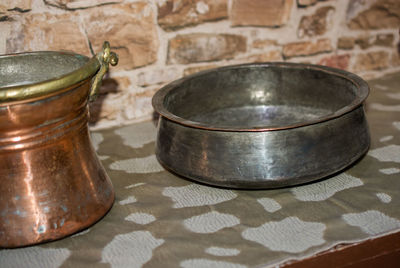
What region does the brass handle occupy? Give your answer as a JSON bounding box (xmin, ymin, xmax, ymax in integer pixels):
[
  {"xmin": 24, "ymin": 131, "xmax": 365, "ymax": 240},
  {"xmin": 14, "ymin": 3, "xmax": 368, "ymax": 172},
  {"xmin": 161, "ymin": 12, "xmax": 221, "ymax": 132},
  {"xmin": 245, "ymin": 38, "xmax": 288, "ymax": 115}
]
[{"xmin": 90, "ymin": 41, "xmax": 118, "ymax": 101}]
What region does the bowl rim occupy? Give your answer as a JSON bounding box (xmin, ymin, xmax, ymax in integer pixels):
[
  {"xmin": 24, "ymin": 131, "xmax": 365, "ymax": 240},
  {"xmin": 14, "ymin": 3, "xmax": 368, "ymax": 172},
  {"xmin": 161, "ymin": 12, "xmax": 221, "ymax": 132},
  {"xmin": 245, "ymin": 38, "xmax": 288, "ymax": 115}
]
[
  {"xmin": 0, "ymin": 51, "xmax": 100, "ymax": 105},
  {"xmin": 152, "ymin": 62, "xmax": 370, "ymax": 132}
]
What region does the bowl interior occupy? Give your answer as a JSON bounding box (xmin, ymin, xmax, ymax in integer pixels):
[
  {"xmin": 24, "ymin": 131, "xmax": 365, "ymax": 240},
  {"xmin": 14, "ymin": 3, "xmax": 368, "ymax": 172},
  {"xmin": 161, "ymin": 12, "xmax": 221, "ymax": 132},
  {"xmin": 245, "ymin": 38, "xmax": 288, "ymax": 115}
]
[
  {"xmin": 160, "ymin": 65, "xmax": 363, "ymax": 129},
  {"xmin": 0, "ymin": 52, "xmax": 89, "ymax": 88}
]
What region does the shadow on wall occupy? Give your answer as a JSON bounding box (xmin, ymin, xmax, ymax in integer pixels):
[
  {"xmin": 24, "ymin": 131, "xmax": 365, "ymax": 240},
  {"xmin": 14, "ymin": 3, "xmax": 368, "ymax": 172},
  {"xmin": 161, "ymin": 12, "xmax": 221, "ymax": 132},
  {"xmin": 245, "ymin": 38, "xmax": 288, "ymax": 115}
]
[{"xmin": 89, "ymin": 77, "xmax": 119, "ymax": 125}]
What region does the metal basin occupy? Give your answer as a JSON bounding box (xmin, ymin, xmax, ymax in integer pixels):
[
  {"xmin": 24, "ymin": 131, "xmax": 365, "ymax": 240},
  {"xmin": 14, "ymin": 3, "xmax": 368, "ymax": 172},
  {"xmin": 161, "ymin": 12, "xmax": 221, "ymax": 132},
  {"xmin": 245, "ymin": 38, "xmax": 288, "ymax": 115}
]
[{"xmin": 152, "ymin": 62, "xmax": 370, "ymax": 189}]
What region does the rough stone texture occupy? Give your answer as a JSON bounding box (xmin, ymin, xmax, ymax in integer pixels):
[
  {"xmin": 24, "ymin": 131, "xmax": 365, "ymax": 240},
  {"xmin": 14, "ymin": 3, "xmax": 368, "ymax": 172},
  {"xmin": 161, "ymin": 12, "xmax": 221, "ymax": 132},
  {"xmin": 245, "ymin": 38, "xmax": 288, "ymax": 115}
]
[
  {"xmin": 353, "ymin": 51, "xmax": 390, "ymax": 72},
  {"xmin": 84, "ymin": 2, "xmax": 159, "ymax": 70},
  {"xmin": 240, "ymin": 50, "xmax": 283, "ymax": 62},
  {"xmin": 184, "ymin": 64, "xmax": 219, "ymax": 76},
  {"xmin": 297, "ymin": 0, "xmax": 318, "ymax": 7},
  {"xmin": 0, "ymin": 0, "xmax": 31, "ymax": 11},
  {"xmin": 283, "ymin": 39, "xmax": 332, "ymax": 58},
  {"xmin": 4, "ymin": 20, "xmax": 23, "ymax": 53},
  {"xmin": 355, "ymin": 36, "xmax": 373, "ymax": 49},
  {"xmin": 168, "ymin": 33, "xmax": 246, "ymax": 64},
  {"xmin": 123, "ymin": 88, "xmax": 158, "ymax": 120},
  {"xmin": 157, "ymin": 0, "xmax": 228, "ymax": 31},
  {"xmin": 89, "ymin": 94, "xmax": 123, "ymax": 124},
  {"xmin": 375, "ymin": 33, "xmax": 394, "ymax": 47},
  {"xmin": 338, "ymin": 37, "xmax": 355, "ymax": 50},
  {"xmin": 298, "ymin": 6, "xmax": 335, "ymax": 38},
  {"xmin": 21, "ymin": 13, "xmax": 90, "ymax": 54},
  {"xmin": 347, "ymin": 0, "xmax": 400, "ymax": 30},
  {"xmin": 0, "ymin": 23, "xmax": 10, "ymax": 53},
  {"xmin": 136, "ymin": 68, "xmax": 181, "ymax": 87},
  {"xmin": 398, "ymin": 39, "xmax": 400, "ymax": 54},
  {"xmin": 44, "ymin": 0, "xmax": 120, "ymax": 10},
  {"xmin": 339, "ymin": 34, "xmax": 393, "ymax": 50},
  {"xmin": 391, "ymin": 39, "xmax": 400, "ymax": 66},
  {"xmin": 252, "ymin": 39, "xmax": 278, "ymax": 49},
  {"xmin": 0, "ymin": 14, "xmax": 10, "ymax": 21},
  {"xmin": 231, "ymin": 0, "xmax": 293, "ymax": 27},
  {"xmin": 101, "ymin": 77, "xmax": 131, "ymax": 94},
  {"xmin": 391, "ymin": 52, "xmax": 400, "ymax": 66},
  {"xmin": 89, "ymin": 77, "xmax": 131, "ymax": 124},
  {"xmin": 91, "ymin": 82, "xmax": 158, "ymax": 126},
  {"xmin": 318, "ymin": 54, "xmax": 350, "ymax": 70}
]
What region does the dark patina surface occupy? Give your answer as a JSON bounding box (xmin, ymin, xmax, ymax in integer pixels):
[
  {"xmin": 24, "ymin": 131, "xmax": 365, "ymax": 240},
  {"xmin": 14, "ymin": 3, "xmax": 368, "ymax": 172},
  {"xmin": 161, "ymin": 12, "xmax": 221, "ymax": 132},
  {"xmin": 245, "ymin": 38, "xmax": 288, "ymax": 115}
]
[{"xmin": 152, "ymin": 62, "xmax": 370, "ymax": 188}]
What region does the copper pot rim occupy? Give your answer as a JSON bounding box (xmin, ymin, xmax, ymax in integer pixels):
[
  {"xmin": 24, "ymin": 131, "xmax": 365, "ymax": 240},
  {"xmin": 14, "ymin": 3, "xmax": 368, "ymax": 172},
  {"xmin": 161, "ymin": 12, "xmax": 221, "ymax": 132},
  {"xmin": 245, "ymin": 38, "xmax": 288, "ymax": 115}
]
[
  {"xmin": 0, "ymin": 51, "xmax": 99, "ymax": 106},
  {"xmin": 0, "ymin": 41, "xmax": 118, "ymax": 106},
  {"xmin": 152, "ymin": 62, "xmax": 370, "ymax": 132}
]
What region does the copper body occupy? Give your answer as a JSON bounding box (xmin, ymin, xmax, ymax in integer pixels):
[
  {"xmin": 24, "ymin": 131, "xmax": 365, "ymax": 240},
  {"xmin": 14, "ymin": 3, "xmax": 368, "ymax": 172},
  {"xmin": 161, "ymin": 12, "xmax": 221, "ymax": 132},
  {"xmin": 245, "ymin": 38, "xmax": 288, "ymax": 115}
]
[{"xmin": 0, "ymin": 79, "xmax": 114, "ymax": 248}]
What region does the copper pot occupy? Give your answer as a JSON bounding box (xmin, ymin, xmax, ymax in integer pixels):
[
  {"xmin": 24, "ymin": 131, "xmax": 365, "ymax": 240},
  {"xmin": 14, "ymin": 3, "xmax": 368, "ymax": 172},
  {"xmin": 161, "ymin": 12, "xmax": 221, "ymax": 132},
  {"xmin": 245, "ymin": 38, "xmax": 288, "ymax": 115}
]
[{"xmin": 0, "ymin": 42, "xmax": 118, "ymax": 248}]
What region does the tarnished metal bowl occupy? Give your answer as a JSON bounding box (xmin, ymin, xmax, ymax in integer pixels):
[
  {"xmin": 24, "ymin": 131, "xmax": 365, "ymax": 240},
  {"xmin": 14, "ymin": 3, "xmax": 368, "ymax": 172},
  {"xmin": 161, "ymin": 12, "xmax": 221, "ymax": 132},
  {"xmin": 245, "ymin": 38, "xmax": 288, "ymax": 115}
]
[
  {"xmin": 0, "ymin": 42, "xmax": 117, "ymax": 248},
  {"xmin": 152, "ymin": 62, "xmax": 370, "ymax": 189}
]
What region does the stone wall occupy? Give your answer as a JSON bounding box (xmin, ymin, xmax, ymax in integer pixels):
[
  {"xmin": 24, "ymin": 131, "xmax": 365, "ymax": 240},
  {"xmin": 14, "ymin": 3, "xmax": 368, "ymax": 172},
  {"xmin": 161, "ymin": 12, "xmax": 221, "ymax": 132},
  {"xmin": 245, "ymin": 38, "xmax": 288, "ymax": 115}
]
[{"xmin": 1, "ymin": 0, "xmax": 399, "ymax": 129}]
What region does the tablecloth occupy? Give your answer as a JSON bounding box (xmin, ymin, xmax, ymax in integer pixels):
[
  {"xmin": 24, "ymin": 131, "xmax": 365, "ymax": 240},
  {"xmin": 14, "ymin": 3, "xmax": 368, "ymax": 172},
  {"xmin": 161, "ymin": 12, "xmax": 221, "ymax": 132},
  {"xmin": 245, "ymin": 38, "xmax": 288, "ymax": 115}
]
[{"xmin": 1, "ymin": 72, "xmax": 400, "ymax": 268}]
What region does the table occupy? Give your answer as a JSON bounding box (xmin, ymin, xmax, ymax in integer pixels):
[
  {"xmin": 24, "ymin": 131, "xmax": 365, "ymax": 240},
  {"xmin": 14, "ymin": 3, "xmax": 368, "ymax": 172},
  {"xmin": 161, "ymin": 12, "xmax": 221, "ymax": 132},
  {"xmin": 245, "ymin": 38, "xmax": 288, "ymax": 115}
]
[{"xmin": 1, "ymin": 72, "xmax": 400, "ymax": 267}]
